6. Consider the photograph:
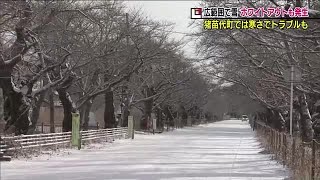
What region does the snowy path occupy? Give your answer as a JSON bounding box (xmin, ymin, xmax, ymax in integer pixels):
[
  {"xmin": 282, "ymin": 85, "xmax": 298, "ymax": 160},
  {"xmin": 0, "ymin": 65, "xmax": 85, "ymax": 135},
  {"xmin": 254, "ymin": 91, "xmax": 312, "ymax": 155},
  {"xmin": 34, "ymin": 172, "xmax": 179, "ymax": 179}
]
[{"xmin": 1, "ymin": 120, "xmax": 289, "ymax": 180}]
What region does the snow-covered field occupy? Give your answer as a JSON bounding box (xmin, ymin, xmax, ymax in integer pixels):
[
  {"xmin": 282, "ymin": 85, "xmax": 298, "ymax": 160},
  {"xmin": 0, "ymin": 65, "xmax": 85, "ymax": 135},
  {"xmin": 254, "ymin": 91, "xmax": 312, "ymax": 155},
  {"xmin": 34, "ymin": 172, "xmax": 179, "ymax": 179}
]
[{"xmin": 1, "ymin": 120, "xmax": 289, "ymax": 180}]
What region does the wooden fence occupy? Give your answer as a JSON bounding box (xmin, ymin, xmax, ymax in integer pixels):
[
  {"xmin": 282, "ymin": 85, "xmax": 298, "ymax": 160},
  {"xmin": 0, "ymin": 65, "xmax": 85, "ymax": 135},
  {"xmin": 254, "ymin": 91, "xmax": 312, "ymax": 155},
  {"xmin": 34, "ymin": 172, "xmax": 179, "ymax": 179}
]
[
  {"xmin": 254, "ymin": 121, "xmax": 320, "ymax": 180},
  {"xmin": 0, "ymin": 127, "xmax": 128, "ymax": 155},
  {"xmin": 35, "ymin": 122, "xmax": 100, "ymax": 133},
  {"xmin": 134, "ymin": 130, "xmax": 151, "ymax": 135},
  {"xmin": 35, "ymin": 125, "xmax": 63, "ymax": 133}
]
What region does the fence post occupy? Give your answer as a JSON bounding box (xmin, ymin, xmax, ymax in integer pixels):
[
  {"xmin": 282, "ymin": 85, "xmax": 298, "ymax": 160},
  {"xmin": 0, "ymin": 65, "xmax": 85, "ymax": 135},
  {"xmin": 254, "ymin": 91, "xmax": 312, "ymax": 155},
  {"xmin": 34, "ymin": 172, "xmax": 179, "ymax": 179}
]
[
  {"xmin": 279, "ymin": 132, "xmax": 282, "ymax": 160},
  {"xmin": 71, "ymin": 113, "xmax": 80, "ymax": 147},
  {"xmin": 122, "ymin": 127, "xmax": 126, "ymax": 139},
  {"xmin": 54, "ymin": 133, "xmax": 58, "ymax": 150},
  {"xmin": 301, "ymin": 144, "xmax": 305, "ymax": 171},
  {"xmin": 283, "ymin": 133, "xmax": 287, "ymax": 166},
  {"xmin": 112, "ymin": 128, "xmax": 115, "ymax": 141},
  {"xmin": 278, "ymin": 131, "xmax": 281, "ymax": 157},
  {"xmin": 278, "ymin": 131, "xmax": 281, "ymax": 150},
  {"xmin": 273, "ymin": 130, "xmax": 276, "ymax": 155},
  {"xmin": 175, "ymin": 118, "xmax": 178, "ymax": 129},
  {"xmin": 78, "ymin": 133, "xmax": 82, "ymax": 150},
  {"xmin": 128, "ymin": 116, "xmax": 134, "ymax": 139},
  {"xmin": 151, "ymin": 113, "xmax": 156, "ymax": 134},
  {"xmin": 276, "ymin": 131, "xmax": 278, "ymax": 153},
  {"xmin": 275, "ymin": 131, "xmax": 278, "ymax": 157},
  {"xmin": 271, "ymin": 130, "xmax": 275, "ymax": 152},
  {"xmin": 276, "ymin": 131, "xmax": 279, "ymax": 157},
  {"xmin": 311, "ymin": 139, "xmax": 316, "ymax": 180},
  {"xmin": 270, "ymin": 129, "xmax": 273, "ymax": 152},
  {"xmin": 105, "ymin": 129, "xmax": 108, "ymax": 142},
  {"xmin": 291, "ymin": 137, "xmax": 296, "ymax": 167},
  {"xmin": 41, "ymin": 122, "xmax": 44, "ymax": 133}
]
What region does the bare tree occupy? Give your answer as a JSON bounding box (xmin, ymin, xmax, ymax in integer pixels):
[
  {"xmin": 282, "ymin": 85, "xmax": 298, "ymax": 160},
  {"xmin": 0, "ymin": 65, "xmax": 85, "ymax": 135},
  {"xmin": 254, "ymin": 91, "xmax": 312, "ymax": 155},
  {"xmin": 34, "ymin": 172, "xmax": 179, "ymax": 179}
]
[{"xmin": 195, "ymin": 0, "xmax": 320, "ymax": 141}]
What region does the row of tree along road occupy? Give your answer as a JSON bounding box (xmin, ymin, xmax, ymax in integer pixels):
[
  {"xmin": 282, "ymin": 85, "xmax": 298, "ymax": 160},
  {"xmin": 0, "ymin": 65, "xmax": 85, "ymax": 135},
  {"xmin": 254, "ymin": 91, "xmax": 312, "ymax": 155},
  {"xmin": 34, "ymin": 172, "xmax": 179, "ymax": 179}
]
[
  {"xmin": 0, "ymin": 1, "xmax": 213, "ymax": 135},
  {"xmin": 5, "ymin": 0, "xmax": 318, "ymax": 140},
  {"xmin": 195, "ymin": 0, "xmax": 320, "ymax": 142}
]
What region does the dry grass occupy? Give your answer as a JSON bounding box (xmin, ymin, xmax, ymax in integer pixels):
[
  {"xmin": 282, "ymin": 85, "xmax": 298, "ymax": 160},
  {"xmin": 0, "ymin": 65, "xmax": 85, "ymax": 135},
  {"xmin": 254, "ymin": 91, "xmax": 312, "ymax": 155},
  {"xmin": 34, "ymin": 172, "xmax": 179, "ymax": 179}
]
[
  {"xmin": 7, "ymin": 143, "xmax": 72, "ymax": 159},
  {"xmin": 5, "ymin": 135, "xmax": 124, "ymax": 160}
]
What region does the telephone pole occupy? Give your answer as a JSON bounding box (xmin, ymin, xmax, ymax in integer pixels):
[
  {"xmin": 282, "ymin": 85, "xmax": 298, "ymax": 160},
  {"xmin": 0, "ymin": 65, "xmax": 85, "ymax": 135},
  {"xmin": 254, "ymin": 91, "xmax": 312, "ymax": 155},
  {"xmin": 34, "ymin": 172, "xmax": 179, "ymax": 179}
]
[
  {"xmin": 284, "ymin": 65, "xmax": 301, "ymax": 137},
  {"xmin": 289, "ymin": 65, "xmax": 294, "ymax": 136},
  {"xmin": 126, "ymin": 13, "xmax": 129, "ymax": 47}
]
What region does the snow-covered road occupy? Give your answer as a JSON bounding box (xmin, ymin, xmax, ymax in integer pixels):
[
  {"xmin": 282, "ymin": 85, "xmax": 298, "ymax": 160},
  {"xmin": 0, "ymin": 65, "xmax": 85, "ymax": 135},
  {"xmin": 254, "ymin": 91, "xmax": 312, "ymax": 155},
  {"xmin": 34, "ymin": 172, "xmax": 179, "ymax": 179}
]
[{"xmin": 1, "ymin": 120, "xmax": 289, "ymax": 180}]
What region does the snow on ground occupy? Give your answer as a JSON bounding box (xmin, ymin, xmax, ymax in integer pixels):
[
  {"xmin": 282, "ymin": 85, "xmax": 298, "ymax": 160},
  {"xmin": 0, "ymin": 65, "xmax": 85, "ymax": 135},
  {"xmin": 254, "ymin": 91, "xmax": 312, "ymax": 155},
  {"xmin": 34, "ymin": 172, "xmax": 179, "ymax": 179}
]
[{"xmin": 1, "ymin": 120, "xmax": 289, "ymax": 180}]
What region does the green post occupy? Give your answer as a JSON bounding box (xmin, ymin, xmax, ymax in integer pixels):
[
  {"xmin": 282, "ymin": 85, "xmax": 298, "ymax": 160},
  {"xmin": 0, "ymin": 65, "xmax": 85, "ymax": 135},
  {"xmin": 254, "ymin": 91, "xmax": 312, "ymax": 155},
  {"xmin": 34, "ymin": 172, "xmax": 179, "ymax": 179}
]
[
  {"xmin": 132, "ymin": 117, "xmax": 135, "ymax": 139},
  {"xmin": 71, "ymin": 113, "xmax": 80, "ymax": 147},
  {"xmin": 128, "ymin": 116, "xmax": 134, "ymax": 139},
  {"xmin": 78, "ymin": 133, "xmax": 82, "ymax": 150}
]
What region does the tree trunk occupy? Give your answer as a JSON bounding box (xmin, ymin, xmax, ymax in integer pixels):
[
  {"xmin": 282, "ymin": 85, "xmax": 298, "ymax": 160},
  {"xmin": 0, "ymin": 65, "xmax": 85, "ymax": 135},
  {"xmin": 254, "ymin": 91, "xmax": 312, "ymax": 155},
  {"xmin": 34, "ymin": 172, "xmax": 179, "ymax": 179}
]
[
  {"xmin": 119, "ymin": 85, "xmax": 130, "ymax": 127},
  {"xmin": 4, "ymin": 91, "xmax": 29, "ymax": 135},
  {"xmin": 0, "ymin": 76, "xmax": 29, "ymax": 135},
  {"xmin": 80, "ymin": 104, "xmax": 85, "ymax": 129},
  {"xmin": 141, "ymin": 99, "xmax": 153, "ymax": 130},
  {"xmin": 27, "ymin": 90, "xmax": 47, "ymax": 134},
  {"xmin": 0, "ymin": 1, "xmax": 32, "ymax": 135},
  {"xmin": 121, "ymin": 92, "xmax": 130, "ymax": 127},
  {"xmin": 49, "ymin": 90, "xmax": 55, "ymax": 133},
  {"xmin": 269, "ymin": 109, "xmax": 285, "ymax": 131},
  {"xmin": 122, "ymin": 105, "xmax": 129, "ymax": 127},
  {"xmin": 290, "ymin": 97, "xmax": 300, "ymax": 134},
  {"xmin": 312, "ymin": 95, "xmax": 320, "ymax": 139},
  {"xmin": 298, "ymin": 93, "xmax": 313, "ymax": 142},
  {"xmin": 121, "ymin": 96, "xmax": 130, "ymax": 127},
  {"xmin": 178, "ymin": 105, "xmax": 188, "ymax": 127},
  {"xmin": 0, "ymin": 88, "xmax": 3, "ymax": 121},
  {"xmin": 141, "ymin": 86, "xmax": 154, "ymax": 130},
  {"xmin": 296, "ymin": 0, "xmax": 302, "ymax": 7},
  {"xmin": 57, "ymin": 89, "xmax": 74, "ymax": 132},
  {"xmin": 82, "ymin": 69, "xmax": 100, "ymax": 130},
  {"xmin": 0, "ymin": 88, "xmax": 4, "ymax": 133},
  {"xmin": 104, "ymin": 89, "xmax": 116, "ymax": 128},
  {"xmin": 156, "ymin": 106, "xmax": 163, "ymax": 130},
  {"xmin": 313, "ymin": 0, "xmax": 320, "ymax": 9},
  {"xmin": 278, "ymin": 111, "xmax": 286, "ymax": 131},
  {"xmin": 82, "ymin": 100, "xmax": 93, "ymax": 130},
  {"xmin": 164, "ymin": 105, "xmax": 174, "ymax": 128}
]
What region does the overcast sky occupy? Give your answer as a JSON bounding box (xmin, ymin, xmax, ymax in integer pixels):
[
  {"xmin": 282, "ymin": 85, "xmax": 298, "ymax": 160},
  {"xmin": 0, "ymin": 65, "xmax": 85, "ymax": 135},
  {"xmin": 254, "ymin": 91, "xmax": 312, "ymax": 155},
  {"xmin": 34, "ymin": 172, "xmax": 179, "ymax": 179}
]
[{"xmin": 125, "ymin": 1, "xmax": 202, "ymax": 59}]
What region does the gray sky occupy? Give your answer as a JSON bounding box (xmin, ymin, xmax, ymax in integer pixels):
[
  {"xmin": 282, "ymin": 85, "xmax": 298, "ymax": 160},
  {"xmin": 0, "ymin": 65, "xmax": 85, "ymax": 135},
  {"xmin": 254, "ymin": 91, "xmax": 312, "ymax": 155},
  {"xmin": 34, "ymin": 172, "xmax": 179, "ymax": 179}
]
[{"xmin": 125, "ymin": 1, "xmax": 202, "ymax": 59}]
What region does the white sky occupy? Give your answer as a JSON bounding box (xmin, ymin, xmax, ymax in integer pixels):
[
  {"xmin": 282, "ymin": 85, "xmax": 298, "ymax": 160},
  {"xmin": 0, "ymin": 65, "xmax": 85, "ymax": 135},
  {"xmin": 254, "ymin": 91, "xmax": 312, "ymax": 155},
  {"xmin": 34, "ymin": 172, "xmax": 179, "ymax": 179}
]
[{"xmin": 125, "ymin": 1, "xmax": 202, "ymax": 59}]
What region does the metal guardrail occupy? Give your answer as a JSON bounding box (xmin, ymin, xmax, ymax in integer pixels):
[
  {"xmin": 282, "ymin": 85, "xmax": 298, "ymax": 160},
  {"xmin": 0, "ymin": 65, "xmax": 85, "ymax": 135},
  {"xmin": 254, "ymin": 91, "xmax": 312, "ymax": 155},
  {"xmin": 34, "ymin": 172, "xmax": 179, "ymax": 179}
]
[{"xmin": 0, "ymin": 127, "xmax": 128, "ymax": 153}]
